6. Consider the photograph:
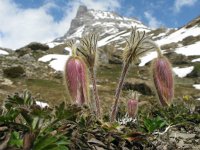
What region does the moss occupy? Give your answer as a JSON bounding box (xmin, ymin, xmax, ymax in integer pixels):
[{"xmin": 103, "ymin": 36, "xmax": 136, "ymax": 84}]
[
  {"xmin": 27, "ymin": 42, "xmax": 49, "ymax": 51},
  {"xmin": 3, "ymin": 66, "xmax": 25, "ymax": 78}
]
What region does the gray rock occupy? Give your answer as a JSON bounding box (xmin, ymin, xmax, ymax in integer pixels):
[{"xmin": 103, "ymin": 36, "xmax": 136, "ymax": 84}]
[
  {"xmin": 170, "ymin": 132, "xmax": 196, "ymax": 139},
  {"xmin": 21, "ymin": 54, "xmax": 35, "ymax": 62}
]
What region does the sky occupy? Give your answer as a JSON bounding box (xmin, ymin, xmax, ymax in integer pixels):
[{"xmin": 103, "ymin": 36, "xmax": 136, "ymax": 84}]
[{"xmin": 0, "ymin": 0, "xmax": 200, "ymax": 49}]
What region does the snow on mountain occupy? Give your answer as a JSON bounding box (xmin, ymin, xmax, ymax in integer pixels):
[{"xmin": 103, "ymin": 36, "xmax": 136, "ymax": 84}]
[
  {"xmin": 172, "ymin": 66, "xmax": 194, "ymax": 78},
  {"xmin": 156, "ymin": 25, "xmax": 200, "ymax": 46},
  {"xmin": 155, "ymin": 16, "xmax": 200, "ymax": 46},
  {"xmin": 38, "ymin": 54, "xmax": 70, "ymax": 71},
  {"xmin": 55, "ymin": 5, "xmax": 150, "ymax": 47},
  {"xmin": 175, "ymin": 41, "xmax": 200, "ymax": 56},
  {"xmin": 46, "ymin": 42, "xmax": 64, "ymax": 48},
  {"xmin": 0, "ymin": 49, "xmax": 9, "ymax": 55}
]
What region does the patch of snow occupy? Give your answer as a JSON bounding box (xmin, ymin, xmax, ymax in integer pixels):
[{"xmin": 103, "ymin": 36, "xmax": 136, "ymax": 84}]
[
  {"xmin": 92, "ymin": 22, "xmax": 101, "ymax": 26},
  {"xmin": 36, "ymin": 101, "xmax": 49, "ymax": 108},
  {"xmin": 68, "ymin": 26, "xmax": 85, "ymax": 38},
  {"xmin": 90, "ymin": 10, "xmax": 123, "ymax": 20},
  {"xmin": 0, "ymin": 49, "xmax": 9, "ymax": 55},
  {"xmin": 98, "ymin": 34, "xmax": 118, "ymax": 47},
  {"xmin": 46, "ymin": 42, "xmax": 63, "ymax": 48},
  {"xmin": 156, "ymin": 25, "xmax": 200, "ymax": 45},
  {"xmin": 102, "ymin": 22, "xmax": 115, "ymax": 26},
  {"xmin": 173, "ymin": 66, "xmax": 194, "ymax": 78},
  {"xmin": 139, "ymin": 51, "xmax": 158, "ymax": 66},
  {"xmin": 175, "ymin": 41, "xmax": 200, "ymax": 56},
  {"xmin": 38, "ymin": 54, "xmax": 70, "ymax": 71},
  {"xmin": 139, "ymin": 50, "xmax": 167, "ymax": 67},
  {"xmin": 152, "ymin": 33, "xmax": 166, "ymax": 39},
  {"xmin": 64, "ymin": 47, "xmax": 71, "ymax": 52},
  {"xmin": 193, "ymin": 84, "xmax": 200, "ymax": 90},
  {"xmin": 192, "ymin": 58, "xmax": 200, "ymax": 62}
]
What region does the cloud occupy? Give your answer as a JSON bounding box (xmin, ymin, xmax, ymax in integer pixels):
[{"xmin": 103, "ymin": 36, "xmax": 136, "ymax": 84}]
[
  {"xmin": 0, "ymin": 0, "xmax": 120, "ymax": 49},
  {"xmin": 174, "ymin": 0, "xmax": 197, "ymax": 12},
  {"xmin": 144, "ymin": 12, "xmax": 162, "ymax": 28}
]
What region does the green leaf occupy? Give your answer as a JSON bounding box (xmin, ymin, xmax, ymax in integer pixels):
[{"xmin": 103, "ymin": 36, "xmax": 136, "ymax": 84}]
[
  {"xmin": 143, "ymin": 116, "xmax": 167, "ymax": 133},
  {"xmin": 32, "ymin": 117, "xmax": 40, "ymax": 130},
  {"xmin": 8, "ymin": 131, "xmax": 23, "ymax": 148},
  {"xmin": 34, "ymin": 135, "xmax": 58, "ymax": 150}
]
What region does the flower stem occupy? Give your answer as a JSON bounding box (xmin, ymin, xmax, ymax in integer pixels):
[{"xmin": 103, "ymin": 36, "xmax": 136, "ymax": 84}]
[
  {"xmin": 110, "ymin": 62, "xmax": 129, "ymax": 122},
  {"xmin": 148, "ymin": 40, "xmax": 162, "ymax": 57},
  {"xmin": 90, "ymin": 68, "xmax": 101, "ymax": 118}
]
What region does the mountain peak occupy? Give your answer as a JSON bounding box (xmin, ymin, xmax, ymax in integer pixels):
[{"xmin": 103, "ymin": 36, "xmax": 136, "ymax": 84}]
[
  {"xmin": 76, "ymin": 5, "xmax": 88, "ymax": 18},
  {"xmin": 54, "ymin": 5, "xmax": 150, "ymax": 46}
]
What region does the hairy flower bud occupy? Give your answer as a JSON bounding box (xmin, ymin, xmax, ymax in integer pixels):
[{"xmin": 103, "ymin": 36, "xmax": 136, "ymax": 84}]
[
  {"xmin": 152, "ymin": 57, "xmax": 174, "ymax": 106},
  {"xmin": 64, "ymin": 56, "xmax": 89, "ymax": 106},
  {"xmin": 127, "ymin": 99, "xmax": 138, "ymax": 118}
]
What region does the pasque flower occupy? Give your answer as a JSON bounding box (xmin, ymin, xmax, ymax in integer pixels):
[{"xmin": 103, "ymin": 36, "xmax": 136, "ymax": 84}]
[
  {"xmin": 127, "ymin": 99, "xmax": 138, "ymax": 118},
  {"xmin": 110, "ymin": 27, "xmax": 155, "ymax": 122},
  {"xmin": 64, "ymin": 41, "xmax": 89, "ymax": 106},
  {"xmin": 151, "ymin": 56, "xmax": 174, "ymax": 106},
  {"xmin": 78, "ymin": 34, "xmax": 101, "ymax": 118}
]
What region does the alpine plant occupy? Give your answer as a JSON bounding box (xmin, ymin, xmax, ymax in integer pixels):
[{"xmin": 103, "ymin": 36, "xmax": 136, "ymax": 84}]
[
  {"xmin": 64, "ymin": 40, "xmax": 89, "ymax": 106},
  {"xmin": 78, "ymin": 34, "xmax": 101, "ymax": 118},
  {"xmin": 127, "ymin": 92, "xmax": 139, "ymax": 118},
  {"xmin": 151, "ymin": 54, "xmax": 174, "ymax": 106},
  {"xmin": 110, "ymin": 27, "xmax": 155, "ymax": 122}
]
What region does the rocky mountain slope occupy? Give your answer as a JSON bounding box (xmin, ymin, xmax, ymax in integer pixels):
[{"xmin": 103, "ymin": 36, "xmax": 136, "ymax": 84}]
[{"xmin": 54, "ymin": 5, "xmax": 149, "ymax": 44}]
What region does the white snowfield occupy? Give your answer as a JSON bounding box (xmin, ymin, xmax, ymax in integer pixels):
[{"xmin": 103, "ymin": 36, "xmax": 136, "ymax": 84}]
[
  {"xmin": 0, "ymin": 49, "xmax": 9, "ymax": 55},
  {"xmin": 156, "ymin": 25, "xmax": 200, "ymax": 46},
  {"xmin": 38, "ymin": 47, "xmax": 72, "ymax": 71},
  {"xmin": 175, "ymin": 41, "xmax": 200, "ymax": 56},
  {"xmin": 193, "ymin": 84, "xmax": 200, "ymax": 90},
  {"xmin": 172, "ymin": 66, "xmax": 194, "ymax": 78},
  {"xmin": 38, "ymin": 54, "xmax": 70, "ymax": 71}
]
